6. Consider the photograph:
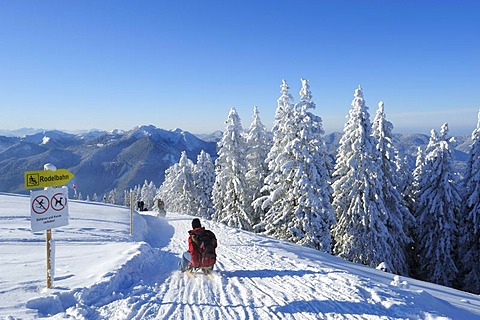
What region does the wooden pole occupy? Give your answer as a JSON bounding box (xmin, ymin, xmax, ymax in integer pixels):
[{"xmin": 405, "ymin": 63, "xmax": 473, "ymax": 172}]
[
  {"xmin": 46, "ymin": 229, "xmax": 52, "ymax": 288},
  {"xmin": 130, "ymin": 191, "xmax": 133, "ymax": 235}
]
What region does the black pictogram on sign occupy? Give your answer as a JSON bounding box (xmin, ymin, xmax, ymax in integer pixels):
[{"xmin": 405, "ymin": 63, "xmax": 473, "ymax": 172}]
[
  {"xmin": 51, "ymin": 193, "xmax": 67, "ymax": 211},
  {"xmin": 27, "ymin": 173, "xmax": 40, "ymax": 187},
  {"xmin": 32, "ymin": 195, "xmax": 49, "ymax": 214}
]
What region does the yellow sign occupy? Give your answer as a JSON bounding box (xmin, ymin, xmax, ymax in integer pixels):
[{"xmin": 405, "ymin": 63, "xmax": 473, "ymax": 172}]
[{"xmin": 25, "ymin": 169, "xmax": 75, "ymax": 189}]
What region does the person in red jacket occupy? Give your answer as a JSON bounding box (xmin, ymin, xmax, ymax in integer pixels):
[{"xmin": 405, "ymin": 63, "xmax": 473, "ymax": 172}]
[{"xmin": 180, "ymin": 218, "xmax": 217, "ymax": 272}]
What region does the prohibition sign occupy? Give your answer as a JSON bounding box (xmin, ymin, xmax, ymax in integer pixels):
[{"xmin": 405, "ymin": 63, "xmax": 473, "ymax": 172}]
[
  {"xmin": 51, "ymin": 193, "xmax": 67, "ymax": 211},
  {"xmin": 32, "ymin": 195, "xmax": 49, "ymax": 214}
]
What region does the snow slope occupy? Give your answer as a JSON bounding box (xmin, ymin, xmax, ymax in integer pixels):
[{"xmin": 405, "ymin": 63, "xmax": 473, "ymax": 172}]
[{"xmin": 2, "ymin": 193, "xmax": 480, "ymax": 319}]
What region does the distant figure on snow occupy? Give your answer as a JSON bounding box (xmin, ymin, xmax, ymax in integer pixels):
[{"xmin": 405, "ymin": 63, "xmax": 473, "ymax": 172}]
[{"xmin": 157, "ymin": 198, "xmax": 166, "ymax": 216}]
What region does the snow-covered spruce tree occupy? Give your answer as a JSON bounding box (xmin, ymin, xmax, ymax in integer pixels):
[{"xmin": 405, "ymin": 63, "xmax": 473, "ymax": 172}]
[
  {"xmin": 245, "ymin": 106, "xmax": 272, "ymax": 227},
  {"xmin": 212, "ymin": 107, "xmax": 252, "ymax": 230},
  {"xmin": 405, "ymin": 146, "xmax": 425, "ymax": 214},
  {"xmin": 131, "ymin": 185, "xmax": 141, "ymax": 208},
  {"xmin": 406, "ymin": 128, "xmax": 440, "ymax": 215},
  {"xmin": 253, "ymin": 80, "xmax": 295, "ymax": 231},
  {"xmin": 140, "ymin": 180, "xmax": 149, "ymax": 209},
  {"xmin": 331, "ymin": 86, "xmax": 395, "ymax": 269},
  {"xmin": 402, "ymin": 146, "xmax": 425, "ymax": 275},
  {"xmin": 458, "ymin": 109, "xmax": 480, "ymax": 293},
  {"xmin": 414, "ymin": 124, "xmax": 460, "ymax": 287},
  {"xmin": 148, "ymin": 181, "xmax": 157, "ymax": 209},
  {"xmin": 395, "ymin": 153, "xmax": 413, "ymax": 202},
  {"xmin": 372, "ymin": 101, "xmax": 415, "ymax": 275},
  {"xmin": 176, "ymin": 151, "xmax": 197, "ymax": 215},
  {"xmin": 124, "ymin": 190, "xmax": 130, "ymax": 207},
  {"xmin": 140, "ymin": 180, "xmax": 156, "ymax": 211},
  {"xmin": 257, "ymin": 79, "xmax": 334, "ymax": 251},
  {"xmin": 107, "ymin": 188, "xmax": 117, "ymax": 204},
  {"xmin": 158, "ymin": 151, "xmax": 197, "ymax": 214},
  {"xmin": 290, "ymin": 79, "xmax": 335, "ymax": 251},
  {"xmin": 158, "ymin": 164, "xmax": 180, "ymax": 212},
  {"xmin": 193, "ymin": 150, "xmax": 215, "ymax": 219}
]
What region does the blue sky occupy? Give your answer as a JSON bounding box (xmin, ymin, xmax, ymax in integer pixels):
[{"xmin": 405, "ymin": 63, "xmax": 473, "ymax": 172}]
[{"xmin": 0, "ymin": 1, "xmax": 479, "ymax": 135}]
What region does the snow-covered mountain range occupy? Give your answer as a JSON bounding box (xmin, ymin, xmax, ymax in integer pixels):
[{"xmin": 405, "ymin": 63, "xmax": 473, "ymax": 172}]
[
  {"xmin": 0, "ymin": 125, "xmax": 470, "ymax": 201},
  {"xmin": 0, "ymin": 125, "xmax": 216, "ymax": 200}
]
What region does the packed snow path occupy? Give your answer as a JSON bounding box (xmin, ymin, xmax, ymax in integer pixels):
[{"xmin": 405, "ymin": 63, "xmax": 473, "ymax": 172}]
[{"xmin": 74, "ymin": 212, "xmax": 480, "ymax": 319}]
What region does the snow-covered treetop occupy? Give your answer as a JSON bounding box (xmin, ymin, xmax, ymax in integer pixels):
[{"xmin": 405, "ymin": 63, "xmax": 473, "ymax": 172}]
[
  {"xmin": 426, "ymin": 123, "xmax": 455, "ymax": 155},
  {"xmin": 354, "ymin": 85, "xmax": 364, "ymax": 101},
  {"xmin": 378, "ymin": 100, "xmax": 384, "ymax": 112},
  {"xmin": 440, "ymin": 122, "xmax": 449, "ymax": 138},
  {"xmin": 228, "ymin": 107, "xmax": 238, "ymax": 119},
  {"xmin": 473, "ymin": 108, "xmax": 480, "ymax": 141},
  {"xmin": 347, "ymin": 85, "xmax": 369, "ymax": 123},
  {"xmin": 425, "ymin": 128, "xmax": 440, "ymax": 154},
  {"xmin": 373, "ymin": 101, "xmax": 394, "ymax": 134},
  {"xmin": 250, "ymin": 106, "xmax": 261, "ymax": 128},
  {"xmin": 246, "ymin": 106, "xmax": 270, "ymax": 148},
  {"xmin": 276, "ymin": 80, "xmax": 294, "ymax": 118},
  {"xmin": 415, "ymin": 146, "xmax": 424, "ymax": 167},
  {"xmin": 298, "ymin": 78, "xmax": 315, "ymax": 111}
]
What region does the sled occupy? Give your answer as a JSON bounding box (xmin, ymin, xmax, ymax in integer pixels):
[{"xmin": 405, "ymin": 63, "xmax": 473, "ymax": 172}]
[{"xmin": 183, "ymin": 266, "xmax": 215, "ymax": 279}]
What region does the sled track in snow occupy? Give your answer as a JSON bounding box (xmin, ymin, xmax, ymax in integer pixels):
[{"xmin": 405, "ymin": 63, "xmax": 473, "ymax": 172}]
[{"xmin": 141, "ymin": 216, "xmax": 369, "ymax": 320}]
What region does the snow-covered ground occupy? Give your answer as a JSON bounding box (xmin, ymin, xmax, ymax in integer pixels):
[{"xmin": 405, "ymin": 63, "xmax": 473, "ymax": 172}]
[{"xmin": 2, "ymin": 193, "xmax": 480, "ymax": 319}]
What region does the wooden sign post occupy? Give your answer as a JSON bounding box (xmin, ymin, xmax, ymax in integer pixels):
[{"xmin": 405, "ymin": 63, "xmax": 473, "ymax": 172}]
[{"xmin": 27, "ymin": 163, "xmax": 72, "ymax": 289}]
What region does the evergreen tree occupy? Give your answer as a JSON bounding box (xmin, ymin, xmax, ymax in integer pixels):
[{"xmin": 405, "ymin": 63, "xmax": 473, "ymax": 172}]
[
  {"xmin": 141, "ymin": 180, "xmax": 156, "ymax": 211},
  {"xmin": 107, "ymin": 188, "xmax": 117, "ymax": 204},
  {"xmin": 212, "ymin": 107, "xmax": 251, "ymax": 230},
  {"xmin": 258, "ymin": 79, "xmax": 334, "ymax": 251},
  {"xmin": 245, "ymin": 106, "xmax": 272, "ymax": 227},
  {"xmin": 124, "ymin": 190, "xmax": 130, "ymax": 207},
  {"xmin": 193, "ymin": 150, "xmax": 215, "ymax": 219},
  {"xmin": 158, "ymin": 164, "xmax": 180, "ymax": 212},
  {"xmin": 253, "ymin": 80, "xmax": 294, "ymax": 228},
  {"xmin": 331, "ymin": 86, "xmax": 394, "ymax": 269},
  {"xmin": 292, "ymin": 79, "xmax": 335, "ymax": 251},
  {"xmin": 406, "ymin": 146, "xmax": 425, "ymax": 213},
  {"xmin": 149, "ymin": 181, "xmax": 157, "ymax": 210},
  {"xmin": 459, "ymin": 109, "xmax": 480, "ymax": 293},
  {"xmin": 131, "ymin": 185, "xmax": 141, "ymax": 209},
  {"xmin": 158, "ymin": 151, "xmax": 196, "ymax": 214},
  {"xmin": 403, "ymin": 147, "xmax": 426, "ymax": 276},
  {"xmin": 372, "ymin": 101, "xmax": 414, "ymax": 275},
  {"xmin": 414, "ymin": 124, "xmax": 460, "ymax": 286},
  {"xmin": 140, "ymin": 180, "xmax": 149, "ymax": 209},
  {"xmin": 396, "ymin": 153, "xmax": 413, "ymax": 202}
]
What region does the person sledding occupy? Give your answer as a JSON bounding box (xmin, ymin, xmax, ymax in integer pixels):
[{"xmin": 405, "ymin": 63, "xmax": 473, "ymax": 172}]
[{"xmin": 180, "ymin": 218, "xmax": 217, "ymax": 274}]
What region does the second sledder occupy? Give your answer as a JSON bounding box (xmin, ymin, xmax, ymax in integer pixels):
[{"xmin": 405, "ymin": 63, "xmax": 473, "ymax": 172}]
[{"xmin": 180, "ymin": 218, "xmax": 217, "ymax": 274}]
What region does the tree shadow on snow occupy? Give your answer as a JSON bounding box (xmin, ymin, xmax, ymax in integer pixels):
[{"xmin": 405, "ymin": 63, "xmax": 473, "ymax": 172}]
[
  {"xmin": 275, "ymin": 299, "xmax": 389, "ymax": 317},
  {"xmin": 274, "ymin": 298, "xmax": 460, "ymax": 319},
  {"xmin": 221, "ymin": 269, "xmax": 319, "ymax": 279}
]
